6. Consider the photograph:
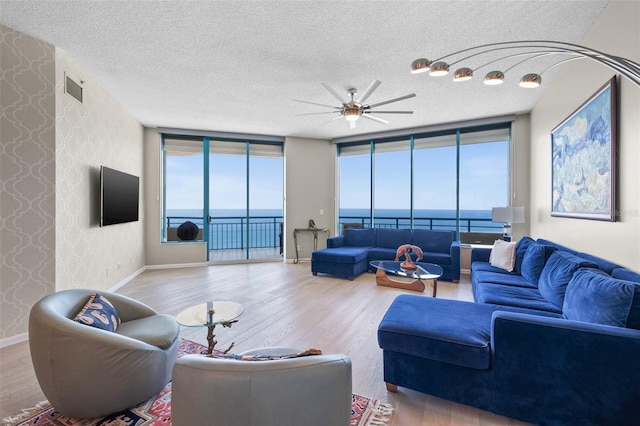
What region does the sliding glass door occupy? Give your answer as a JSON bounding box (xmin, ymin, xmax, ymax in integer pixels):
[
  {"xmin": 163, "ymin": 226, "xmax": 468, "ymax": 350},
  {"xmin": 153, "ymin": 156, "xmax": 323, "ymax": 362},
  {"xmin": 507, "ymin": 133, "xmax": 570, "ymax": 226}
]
[{"xmin": 163, "ymin": 135, "xmax": 283, "ymax": 262}]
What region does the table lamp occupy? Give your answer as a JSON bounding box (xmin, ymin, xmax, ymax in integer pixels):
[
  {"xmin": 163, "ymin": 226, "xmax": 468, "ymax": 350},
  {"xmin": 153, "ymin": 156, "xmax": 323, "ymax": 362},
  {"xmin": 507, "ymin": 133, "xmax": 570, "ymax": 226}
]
[{"xmin": 492, "ymin": 207, "xmax": 525, "ymax": 242}]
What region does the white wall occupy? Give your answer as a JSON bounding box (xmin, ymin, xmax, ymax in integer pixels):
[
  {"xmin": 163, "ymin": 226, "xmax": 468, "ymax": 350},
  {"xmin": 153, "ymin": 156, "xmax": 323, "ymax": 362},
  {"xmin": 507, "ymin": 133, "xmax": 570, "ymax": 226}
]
[
  {"xmin": 144, "ymin": 128, "xmax": 207, "ymax": 266},
  {"xmin": 1, "ymin": 25, "xmax": 55, "ymax": 341},
  {"xmin": 55, "ymin": 49, "xmax": 146, "ymax": 290},
  {"xmin": 284, "ymin": 137, "xmax": 335, "ymax": 261},
  {"xmin": 529, "ymin": 1, "xmax": 639, "ymax": 269}
]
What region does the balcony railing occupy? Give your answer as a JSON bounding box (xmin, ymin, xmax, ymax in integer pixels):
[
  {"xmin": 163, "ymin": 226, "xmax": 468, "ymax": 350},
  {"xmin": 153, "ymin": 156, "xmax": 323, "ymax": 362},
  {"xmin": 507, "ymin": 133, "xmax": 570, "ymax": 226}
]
[{"xmin": 167, "ymin": 214, "xmax": 502, "ymax": 251}]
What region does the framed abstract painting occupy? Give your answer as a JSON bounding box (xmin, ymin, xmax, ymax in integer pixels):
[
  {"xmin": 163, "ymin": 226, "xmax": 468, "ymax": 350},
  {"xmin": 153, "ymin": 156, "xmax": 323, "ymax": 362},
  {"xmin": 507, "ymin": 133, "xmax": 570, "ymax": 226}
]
[{"xmin": 551, "ymin": 76, "xmax": 617, "ymax": 221}]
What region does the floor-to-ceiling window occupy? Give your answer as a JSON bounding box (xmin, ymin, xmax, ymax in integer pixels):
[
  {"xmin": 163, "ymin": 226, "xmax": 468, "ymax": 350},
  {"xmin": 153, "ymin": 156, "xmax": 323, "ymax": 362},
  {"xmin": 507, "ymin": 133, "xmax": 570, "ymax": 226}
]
[
  {"xmin": 337, "ymin": 122, "xmax": 511, "ymax": 237},
  {"xmin": 162, "ymin": 134, "xmax": 283, "ymax": 262}
]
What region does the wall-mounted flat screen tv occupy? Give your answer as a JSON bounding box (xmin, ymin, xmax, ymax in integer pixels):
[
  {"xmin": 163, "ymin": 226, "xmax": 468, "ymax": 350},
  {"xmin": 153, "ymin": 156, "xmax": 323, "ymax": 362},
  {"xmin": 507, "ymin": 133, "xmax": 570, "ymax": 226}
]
[{"xmin": 100, "ymin": 166, "xmax": 139, "ymax": 226}]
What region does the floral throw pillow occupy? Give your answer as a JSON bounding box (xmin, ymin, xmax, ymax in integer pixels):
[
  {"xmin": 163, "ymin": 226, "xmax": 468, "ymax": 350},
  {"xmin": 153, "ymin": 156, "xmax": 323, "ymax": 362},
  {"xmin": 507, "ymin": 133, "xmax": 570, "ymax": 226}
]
[{"xmin": 74, "ymin": 293, "xmax": 121, "ymax": 332}]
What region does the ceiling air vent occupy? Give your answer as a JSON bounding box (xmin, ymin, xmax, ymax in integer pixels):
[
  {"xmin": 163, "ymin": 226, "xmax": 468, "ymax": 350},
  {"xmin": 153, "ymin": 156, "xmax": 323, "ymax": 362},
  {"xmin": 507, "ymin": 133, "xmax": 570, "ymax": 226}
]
[{"xmin": 65, "ymin": 73, "xmax": 83, "ymax": 103}]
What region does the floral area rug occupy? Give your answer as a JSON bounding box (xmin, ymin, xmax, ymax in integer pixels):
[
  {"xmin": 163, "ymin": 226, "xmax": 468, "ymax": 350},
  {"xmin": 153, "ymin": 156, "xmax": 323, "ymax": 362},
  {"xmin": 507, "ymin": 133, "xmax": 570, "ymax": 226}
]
[{"xmin": 3, "ymin": 340, "xmax": 393, "ymax": 426}]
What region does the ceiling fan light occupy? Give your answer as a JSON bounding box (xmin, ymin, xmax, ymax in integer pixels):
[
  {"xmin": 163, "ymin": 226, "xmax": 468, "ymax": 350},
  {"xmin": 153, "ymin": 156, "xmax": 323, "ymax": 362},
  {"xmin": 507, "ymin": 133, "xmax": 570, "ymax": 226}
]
[
  {"xmin": 484, "ymin": 70, "xmax": 505, "ymax": 85},
  {"xmin": 429, "ymin": 62, "xmax": 450, "ymax": 77},
  {"xmin": 453, "ymin": 67, "xmax": 473, "ymax": 82},
  {"xmin": 520, "ymin": 73, "xmax": 542, "ymax": 88},
  {"xmin": 344, "ymin": 108, "xmax": 360, "ymax": 121},
  {"xmin": 410, "ymin": 58, "xmax": 431, "ymax": 74}
]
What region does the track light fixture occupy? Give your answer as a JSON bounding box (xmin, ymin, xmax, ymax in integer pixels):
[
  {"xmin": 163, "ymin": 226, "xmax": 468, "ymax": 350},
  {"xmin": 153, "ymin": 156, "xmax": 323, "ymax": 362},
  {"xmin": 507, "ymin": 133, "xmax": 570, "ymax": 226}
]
[{"xmin": 411, "ymin": 40, "xmax": 640, "ymax": 88}]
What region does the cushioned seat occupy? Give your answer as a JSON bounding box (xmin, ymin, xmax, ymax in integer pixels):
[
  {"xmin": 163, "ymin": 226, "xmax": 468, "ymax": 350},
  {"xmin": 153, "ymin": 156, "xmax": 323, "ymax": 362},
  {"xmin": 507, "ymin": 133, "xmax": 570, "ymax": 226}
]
[
  {"xmin": 29, "ymin": 288, "xmax": 180, "ymax": 418},
  {"xmin": 172, "ymin": 347, "xmax": 352, "ymax": 426},
  {"xmin": 474, "ymin": 283, "xmax": 562, "ymax": 313},
  {"xmin": 311, "ymin": 246, "xmax": 370, "ymax": 264}
]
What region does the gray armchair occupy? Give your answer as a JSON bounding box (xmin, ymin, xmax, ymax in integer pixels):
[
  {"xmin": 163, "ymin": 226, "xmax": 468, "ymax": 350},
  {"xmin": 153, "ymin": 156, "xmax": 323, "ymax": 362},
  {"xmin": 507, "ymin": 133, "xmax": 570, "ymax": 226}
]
[
  {"xmin": 29, "ymin": 288, "xmax": 180, "ymax": 418},
  {"xmin": 171, "ymin": 346, "xmax": 352, "ymax": 426}
]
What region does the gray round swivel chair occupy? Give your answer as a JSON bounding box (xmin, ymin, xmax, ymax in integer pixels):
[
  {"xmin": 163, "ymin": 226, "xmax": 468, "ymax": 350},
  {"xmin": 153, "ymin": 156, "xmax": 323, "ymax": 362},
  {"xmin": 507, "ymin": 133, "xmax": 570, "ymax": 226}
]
[{"xmin": 29, "ymin": 288, "xmax": 180, "ymax": 418}]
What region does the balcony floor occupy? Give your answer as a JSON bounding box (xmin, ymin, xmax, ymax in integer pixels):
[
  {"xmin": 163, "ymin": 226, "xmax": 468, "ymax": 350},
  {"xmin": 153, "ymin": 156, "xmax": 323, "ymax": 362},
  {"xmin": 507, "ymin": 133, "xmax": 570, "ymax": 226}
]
[{"xmin": 209, "ymin": 247, "xmax": 282, "ymax": 263}]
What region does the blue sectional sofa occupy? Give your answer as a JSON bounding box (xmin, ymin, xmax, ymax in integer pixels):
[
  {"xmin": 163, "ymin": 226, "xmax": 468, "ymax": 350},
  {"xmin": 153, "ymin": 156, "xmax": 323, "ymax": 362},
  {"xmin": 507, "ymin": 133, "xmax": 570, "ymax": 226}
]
[
  {"xmin": 378, "ymin": 237, "xmax": 640, "ymax": 425},
  {"xmin": 311, "ymin": 227, "xmax": 460, "ymax": 281}
]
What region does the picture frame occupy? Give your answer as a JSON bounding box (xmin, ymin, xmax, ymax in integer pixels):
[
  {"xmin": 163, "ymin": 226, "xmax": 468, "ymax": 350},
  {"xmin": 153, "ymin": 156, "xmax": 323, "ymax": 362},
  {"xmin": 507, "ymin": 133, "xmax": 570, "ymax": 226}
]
[{"xmin": 551, "ymin": 76, "xmax": 617, "ymax": 221}]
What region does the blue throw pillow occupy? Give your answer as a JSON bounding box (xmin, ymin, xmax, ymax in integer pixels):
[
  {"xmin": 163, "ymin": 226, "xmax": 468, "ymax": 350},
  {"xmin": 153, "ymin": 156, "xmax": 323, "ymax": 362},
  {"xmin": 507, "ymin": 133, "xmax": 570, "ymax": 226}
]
[
  {"xmin": 74, "ymin": 293, "xmax": 121, "ymax": 332},
  {"xmin": 538, "ymin": 251, "xmax": 597, "ymax": 309},
  {"xmin": 520, "ymin": 243, "xmax": 557, "ymax": 285},
  {"xmin": 514, "ymin": 237, "xmax": 535, "ymax": 273},
  {"xmin": 563, "ymin": 269, "xmax": 640, "ymax": 329}
]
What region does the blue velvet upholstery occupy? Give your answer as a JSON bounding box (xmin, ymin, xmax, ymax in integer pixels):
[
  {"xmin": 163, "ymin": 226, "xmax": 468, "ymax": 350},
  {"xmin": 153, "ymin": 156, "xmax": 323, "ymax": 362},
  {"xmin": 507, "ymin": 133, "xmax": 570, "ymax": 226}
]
[
  {"xmin": 612, "ymin": 267, "xmax": 640, "ymax": 283},
  {"xmin": 343, "ymin": 228, "xmax": 376, "ymax": 247},
  {"xmin": 514, "ymin": 236, "xmax": 535, "ymax": 273},
  {"xmin": 537, "ymin": 251, "xmax": 597, "ymax": 309},
  {"xmin": 375, "ymin": 228, "xmax": 411, "ymax": 249},
  {"xmin": 311, "ymin": 228, "xmax": 460, "ymax": 281},
  {"xmin": 520, "ymin": 242, "xmax": 556, "ymax": 285},
  {"xmin": 564, "ymin": 268, "xmax": 640, "ymax": 329},
  {"xmin": 378, "ymin": 236, "xmax": 640, "ymax": 425}
]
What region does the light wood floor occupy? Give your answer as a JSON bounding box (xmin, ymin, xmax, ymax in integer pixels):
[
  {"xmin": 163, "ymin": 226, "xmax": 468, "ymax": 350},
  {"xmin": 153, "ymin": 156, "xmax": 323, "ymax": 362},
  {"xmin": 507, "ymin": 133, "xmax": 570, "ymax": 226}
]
[{"xmin": 0, "ymin": 262, "xmax": 530, "ymax": 425}]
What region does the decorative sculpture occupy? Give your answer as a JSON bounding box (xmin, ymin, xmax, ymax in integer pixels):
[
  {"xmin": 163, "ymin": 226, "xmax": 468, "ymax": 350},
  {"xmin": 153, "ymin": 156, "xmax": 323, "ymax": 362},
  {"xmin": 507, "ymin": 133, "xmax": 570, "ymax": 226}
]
[
  {"xmin": 308, "ymin": 218, "xmax": 316, "ymax": 229},
  {"xmin": 394, "ymin": 244, "xmax": 424, "ymax": 270}
]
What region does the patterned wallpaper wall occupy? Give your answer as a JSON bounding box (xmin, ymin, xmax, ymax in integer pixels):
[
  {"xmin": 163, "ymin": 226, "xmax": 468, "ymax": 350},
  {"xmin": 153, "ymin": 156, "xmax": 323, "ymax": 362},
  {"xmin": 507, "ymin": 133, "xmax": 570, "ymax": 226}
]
[
  {"xmin": 55, "ymin": 49, "xmax": 145, "ymax": 292},
  {"xmin": 0, "ymin": 25, "xmax": 56, "ymax": 341}
]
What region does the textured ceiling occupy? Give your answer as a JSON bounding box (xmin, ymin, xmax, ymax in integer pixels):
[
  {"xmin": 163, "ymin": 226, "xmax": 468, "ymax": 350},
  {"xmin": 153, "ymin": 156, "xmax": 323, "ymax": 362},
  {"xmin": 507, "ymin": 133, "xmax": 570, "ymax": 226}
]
[{"xmin": 1, "ymin": 0, "xmax": 608, "ymax": 140}]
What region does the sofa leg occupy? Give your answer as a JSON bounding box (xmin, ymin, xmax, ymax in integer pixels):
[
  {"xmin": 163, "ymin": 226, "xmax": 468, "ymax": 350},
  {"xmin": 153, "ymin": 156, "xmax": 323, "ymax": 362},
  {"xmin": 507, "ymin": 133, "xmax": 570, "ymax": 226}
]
[
  {"xmin": 453, "ymin": 279, "xmax": 459, "ymax": 283},
  {"xmin": 385, "ymin": 383, "xmax": 398, "ymax": 393},
  {"xmin": 312, "ymin": 272, "xmax": 317, "ymax": 276}
]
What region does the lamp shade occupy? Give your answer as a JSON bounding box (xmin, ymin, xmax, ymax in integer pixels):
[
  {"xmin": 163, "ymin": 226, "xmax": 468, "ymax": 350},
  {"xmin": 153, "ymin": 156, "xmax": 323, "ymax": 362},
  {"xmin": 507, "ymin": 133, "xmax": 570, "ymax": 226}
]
[{"xmin": 492, "ymin": 207, "xmax": 525, "ymax": 223}]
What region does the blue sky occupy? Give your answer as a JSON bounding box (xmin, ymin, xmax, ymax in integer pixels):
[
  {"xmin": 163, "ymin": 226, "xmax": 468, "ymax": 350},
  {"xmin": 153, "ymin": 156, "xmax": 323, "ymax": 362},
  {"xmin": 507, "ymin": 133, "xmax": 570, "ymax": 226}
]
[{"xmin": 165, "ymin": 140, "xmax": 508, "ymax": 213}]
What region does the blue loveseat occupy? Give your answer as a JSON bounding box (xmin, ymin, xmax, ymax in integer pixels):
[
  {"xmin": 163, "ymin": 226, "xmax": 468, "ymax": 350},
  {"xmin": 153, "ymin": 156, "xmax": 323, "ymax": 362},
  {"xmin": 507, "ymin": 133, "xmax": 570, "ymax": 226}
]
[
  {"xmin": 378, "ymin": 237, "xmax": 640, "ymax": 425},
  {"xmin": 311, "ymin": 228, "xmax": 460, "ymax": 282}
]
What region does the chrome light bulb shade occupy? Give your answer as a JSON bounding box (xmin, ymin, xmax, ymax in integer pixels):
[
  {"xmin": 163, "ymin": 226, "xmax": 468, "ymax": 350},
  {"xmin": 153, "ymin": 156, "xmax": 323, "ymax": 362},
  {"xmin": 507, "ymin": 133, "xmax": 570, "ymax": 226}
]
[
  {"xmin": 429, "ymin": 61, "xmax": 450, "ymax": 77},
  {"xmin": 483, "ymin": 70, "xmax": 505, "ymax": 85},
  {"xmin": 453, "ymin": 67, "xmax": 473, "ymax": 82},
  {"xmin": 519, "ymin": 73, "xmax": 542, "ymax": 88},
  {"xmin": 410, "ymin": 58, "xmax": 431, "ymax": 74}
]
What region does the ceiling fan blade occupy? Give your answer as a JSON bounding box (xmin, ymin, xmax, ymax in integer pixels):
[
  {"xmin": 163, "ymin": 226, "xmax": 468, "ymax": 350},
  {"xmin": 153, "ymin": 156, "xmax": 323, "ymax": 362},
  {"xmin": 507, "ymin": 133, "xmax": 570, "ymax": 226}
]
[
  {"xmin": 321, "ymin": 83, "xmax": 348, "ymax": 105},
  {"xmin": 293, "ymin": 99, "xmax": 340, "ymax": 109},
  {"xmin": 367, "ymin": 110, "xmax": 414, "ymax": 114},
  {"xmin": 321, "ymin": 115, "xmax": 345, "ymax": 126},
  {"xmin": 361, "ymin": 114, "xmax": 389, "ymax": 124},
  {"xmin": 295, "ymin": 111, "xmax": 341, "ymax": 116},
  {"xmin": 366, "ymin": 93, "xmax": 416, "ymax": 109},
  {"xmin": 350, "ymin": 120, "xmax": 357, "ymax": 130},
  {"xmin": 357, "ymin": 80, "xmax": 382, "ymax": 104}
]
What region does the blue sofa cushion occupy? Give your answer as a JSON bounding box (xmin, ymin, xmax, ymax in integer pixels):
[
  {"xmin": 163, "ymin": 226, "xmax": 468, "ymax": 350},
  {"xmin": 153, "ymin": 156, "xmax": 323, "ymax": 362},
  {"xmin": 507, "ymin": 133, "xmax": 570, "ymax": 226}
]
[
  {"xmin": 538, "ymin": 251, "xmax": 598, "ymax": 309},
  {"xmin": 473, "ymin": 270, "xmax": 536, "ymax": 288},
  {"xmin": 612, "ymin": 268, "xmax": 640, "ymax": 283},
  {"xmin": 412, "ymin": 229, "xmax": 453, "ymax": 254},
  {"xmin": 521, "ymin": 243, "xmax": 557, "ymax": 285},
  {"xmin": 474, "ymin": 283, "xmax": 562, "ymax": 313},
  {"xmin": 575, "ymin": 252, "xmax": 621, "ymax": 274},
  {"xmin": 514, "ymin": 237, "xmax": 535, "ymax": 273},
  {"xmin": 376, "ymin": 228, "xmax": 412, "ymax": 249},
  {"xmin": 311, "ymin": 247, "xmax": 370, "ymax": 264},
  {"xmin": 378, "ymin": 295, "xmax": 494, "ymax": 370},
  {"xmin": 343, "ymin": 228, "xmax": 377, "ymax": 247},
  {"xmin": 563, "ymin": 269, "xmax": 640, "ymax": 329},
  {"xmin": 421, "ymin": 252, "xmax": 452, "ymax": 266},
  {"xmin": 471, "ymin": 261, "xmax": 518, "ymax": 275},
  {"xmin": 367, "ymin": 247, "xmax": 397, "ymax": 261}
]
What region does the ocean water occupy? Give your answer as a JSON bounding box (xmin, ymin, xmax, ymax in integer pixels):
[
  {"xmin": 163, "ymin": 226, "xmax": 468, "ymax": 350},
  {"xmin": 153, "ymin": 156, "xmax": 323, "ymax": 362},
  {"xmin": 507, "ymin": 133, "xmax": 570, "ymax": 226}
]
[{"xmin": 167, "ymin": 208, "xmax": 499, "ymax": 249}]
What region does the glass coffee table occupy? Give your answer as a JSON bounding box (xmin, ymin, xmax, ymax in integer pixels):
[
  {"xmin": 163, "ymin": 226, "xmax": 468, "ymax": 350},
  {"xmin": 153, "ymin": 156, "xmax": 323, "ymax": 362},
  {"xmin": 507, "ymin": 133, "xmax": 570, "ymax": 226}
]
[
  {"xmin": 176, "ymin": 301, "xmax": 244, "ymax": 354},
  {"xmin": 370, "ymin": 260, "xmax": 443, "ymax": 296}
]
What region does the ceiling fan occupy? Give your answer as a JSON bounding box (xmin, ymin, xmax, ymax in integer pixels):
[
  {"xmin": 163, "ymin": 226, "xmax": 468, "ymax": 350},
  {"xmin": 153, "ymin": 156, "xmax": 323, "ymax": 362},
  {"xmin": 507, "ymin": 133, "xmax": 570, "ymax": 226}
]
[{"xmin": 294, "ymin": 80, "xmax": 416, "ymax": 129}]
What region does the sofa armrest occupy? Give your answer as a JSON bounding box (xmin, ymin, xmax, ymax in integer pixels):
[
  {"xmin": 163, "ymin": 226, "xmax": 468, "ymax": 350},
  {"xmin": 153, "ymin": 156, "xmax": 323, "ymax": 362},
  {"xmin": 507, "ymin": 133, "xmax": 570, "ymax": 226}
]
[
  {"xmin": 327, "ymin": 236, "xmax": 344, "ymax": 248},
  {"xmin": 450, "ymin": 240, "xmax": 461, "ymax": 271},
  {"xmin": 470, "ymin": 246, "xmax": 491, "ymax": 263},
  {"xmin": 491, "ymin": 311, "xmax": 640, "ymax": 424}
]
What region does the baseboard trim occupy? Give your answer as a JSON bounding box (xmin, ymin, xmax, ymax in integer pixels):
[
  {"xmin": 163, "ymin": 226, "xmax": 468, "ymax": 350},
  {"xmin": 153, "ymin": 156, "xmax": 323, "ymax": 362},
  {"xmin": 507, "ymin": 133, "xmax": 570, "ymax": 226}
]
[
  {"xmin": 0, "ymin": 332, "xmax": 28, "ymax": 348},
  {"xmin": 145, "ymin": 262, "xmax": 208, "ymax": 270}
]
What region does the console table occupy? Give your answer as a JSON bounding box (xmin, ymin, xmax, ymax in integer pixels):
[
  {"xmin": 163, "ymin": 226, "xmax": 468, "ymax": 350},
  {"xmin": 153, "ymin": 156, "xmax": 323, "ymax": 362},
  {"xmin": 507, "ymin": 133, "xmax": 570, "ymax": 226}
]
[{"xmin": 293, "ymin": 227, "xmax": 329, "ymax": 264}]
